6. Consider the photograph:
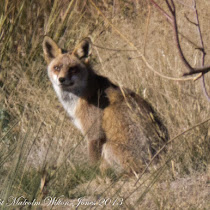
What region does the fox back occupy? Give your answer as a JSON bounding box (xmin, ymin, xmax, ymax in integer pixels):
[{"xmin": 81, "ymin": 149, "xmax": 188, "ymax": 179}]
[{"xmin": 43, "ymin": 37, "xmax": 168, "ymax": 175}]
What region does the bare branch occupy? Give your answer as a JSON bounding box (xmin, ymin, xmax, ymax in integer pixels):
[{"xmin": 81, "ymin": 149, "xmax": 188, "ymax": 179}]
[
  {"xmin": 193, "ymin": 0, "xmax": 210, "ymax": 100},
  {"xmin": 201, "ymin": 76, "xmax": 210, "ymax": 102},
  {"xmin": 183, "ymin": 66, "xmax": 210, "ymax": 76},
  {"xmin": 157, "ymin": 0, "xmax": 210, "ymax": 100},
  {"xmin": 148, "ymin": 0, "xmax": 200, "ymax": 53},
  {"xmin": 185, "ymin": 14, "xmax": 198, "ymax": 26},
  {"xmin": 166, "ymin": 0, "xmax": 195, "ymax": 72},
  {"xmin": 149, "ymin": 0, "xmax": 173, "ymax": 22},
  {"xmin": 165, "ymin": 0, "xmax": 210, "ymax": 77},
  {"xmin": 193, "ymin": 0, "xmax": 206, "ymax": 65},
  {"xmin": 165, "ymin": 0, "xmax": 175, "ymax": 14},
  {"xmin": 150, "ymin": 0, "xmax": 210, "ymax": 73}
]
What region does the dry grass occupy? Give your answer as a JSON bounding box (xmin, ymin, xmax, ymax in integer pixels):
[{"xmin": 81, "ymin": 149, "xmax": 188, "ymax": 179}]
[{"xmin": 0, "ymin": 0, "xmax": 209, "ymax": 209}]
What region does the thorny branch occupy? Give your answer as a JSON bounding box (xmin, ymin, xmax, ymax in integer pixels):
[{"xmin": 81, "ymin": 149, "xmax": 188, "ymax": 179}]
[{"xmin": 150, "ymin": 0, "xmax": 210, "ymax": 101}]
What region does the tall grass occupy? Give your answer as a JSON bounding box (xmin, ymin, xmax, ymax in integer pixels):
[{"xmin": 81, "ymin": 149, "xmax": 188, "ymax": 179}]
[{"xmin": 0, "ymin": 0, "xmax": 209, "ymax": 209}]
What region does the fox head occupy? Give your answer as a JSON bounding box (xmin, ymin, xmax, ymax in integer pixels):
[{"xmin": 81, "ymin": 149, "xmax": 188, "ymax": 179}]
[{"xmin": 43, "ymin": 36, "xmax": 92, "ymax": 94}]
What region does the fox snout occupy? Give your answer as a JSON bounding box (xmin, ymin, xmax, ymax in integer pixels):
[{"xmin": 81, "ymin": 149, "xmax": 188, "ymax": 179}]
[
  {"xmin": 56, "ymin": 70, "xmax": 75, "ymax": 87},
  {"xmin": 59, "ymin": 77, "xmax": 65, "ymax": 83},
  {"xmin": 58, "ymin": 76, "xmax": 72, "ymax": 86}
]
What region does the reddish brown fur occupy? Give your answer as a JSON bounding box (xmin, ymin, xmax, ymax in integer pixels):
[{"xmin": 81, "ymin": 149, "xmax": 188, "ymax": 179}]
[{"xmin": 43, "ymin": 36, "xmax": 168, "ymax": 175}]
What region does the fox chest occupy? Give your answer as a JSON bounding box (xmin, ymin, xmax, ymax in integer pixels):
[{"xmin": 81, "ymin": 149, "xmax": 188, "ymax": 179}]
[
  {"xmin": 56, "ymin": 90, "xmax": 103, "ymax": 138},
  {"xmin": 57, "ymin": 92, "xmax": 82, "ymax": 131}
]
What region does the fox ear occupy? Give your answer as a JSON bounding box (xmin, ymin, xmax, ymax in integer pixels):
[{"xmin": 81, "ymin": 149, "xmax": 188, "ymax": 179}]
[
  {"xmin": 43, "ymin": 36, "xmax": 61, "ymax": 64},
  {"xmin": 73, "ymin": 37, "xmax": 92, "ymax": 62}
]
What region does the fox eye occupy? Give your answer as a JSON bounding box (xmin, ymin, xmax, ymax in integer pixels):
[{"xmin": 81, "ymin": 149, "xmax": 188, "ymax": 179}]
[{"xmin": 54, "ymin": 65, "xmax": 62, "ymax": 71}]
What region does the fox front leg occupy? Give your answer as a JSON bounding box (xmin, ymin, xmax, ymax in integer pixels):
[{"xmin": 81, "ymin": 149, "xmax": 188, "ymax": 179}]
[{"xmin": 87, "ymin": 139, "xmax": 105, "ymax": 164}]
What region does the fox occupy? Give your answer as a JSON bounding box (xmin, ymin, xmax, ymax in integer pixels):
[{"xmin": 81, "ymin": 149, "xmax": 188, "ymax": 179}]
[{"xmin": 42, "ymin": 36, "xmax": 168, "ymax": 175}]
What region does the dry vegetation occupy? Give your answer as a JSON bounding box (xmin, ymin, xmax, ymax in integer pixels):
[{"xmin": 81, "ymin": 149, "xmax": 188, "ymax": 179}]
[{"xmin": 0, "ymin": 0, "xmax": 209, "ymax": 209}]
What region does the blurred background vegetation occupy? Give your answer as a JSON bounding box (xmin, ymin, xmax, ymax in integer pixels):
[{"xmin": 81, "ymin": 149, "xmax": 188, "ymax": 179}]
[{"xmin": 0, "ymin": 0, "xmax": 209, "ymax": 209}]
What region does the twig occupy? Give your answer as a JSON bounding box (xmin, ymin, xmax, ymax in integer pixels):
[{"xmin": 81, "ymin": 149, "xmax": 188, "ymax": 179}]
[
  {"xmin": 193, "ymin": 73, "xmax": 202, "ymax": 81},
  {"xmin": 185, "ymin": 14, "xmax": 198, "ymax": 26},
  {"xmin": 192, "ymin": 0, "xmax": 210, "ymax": 101},
  {"xmin": 193, "ymin": 0, "xmax": 206, "ymax": 66},
  {"xmin": 166, "ymin": 0, "xmax": 194, "ymax": 72},
  {"xmin": 183, "ymin": 66, "xmax": 210, "ymax": 76},
  {"xmin": 201, "ymin": 76, "xmax": 210, "ymax": 101},
  {"xmin": 149, "ymin": 0, "xmax": 172, "ymax": 22},
  {"xmin": 148, "ymin": 0, "xmax": 200, "ymax": 52}
]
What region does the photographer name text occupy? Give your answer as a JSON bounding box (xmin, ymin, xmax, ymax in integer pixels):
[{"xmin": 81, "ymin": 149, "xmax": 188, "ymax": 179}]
[{"xmin": 0, "ymin": 196, "xmax": 124, "ymax": 207}]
